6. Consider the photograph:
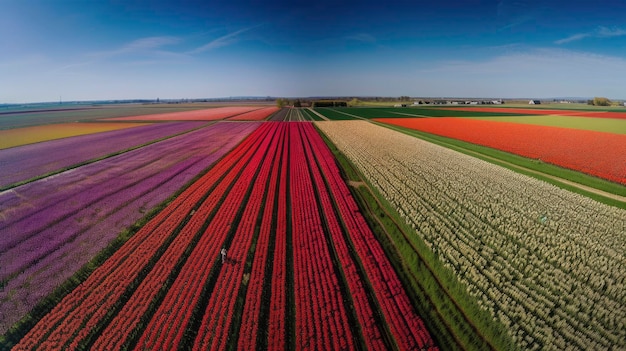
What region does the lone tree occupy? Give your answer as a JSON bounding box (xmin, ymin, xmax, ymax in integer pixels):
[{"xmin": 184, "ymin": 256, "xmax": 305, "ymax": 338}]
[
  {"xmin": 592, "ymin": 97, "xmax": 611, "ymax": 106},
  {"xmin": 276, "ymin": 98, "xmax": 289, "ymax": 108}
]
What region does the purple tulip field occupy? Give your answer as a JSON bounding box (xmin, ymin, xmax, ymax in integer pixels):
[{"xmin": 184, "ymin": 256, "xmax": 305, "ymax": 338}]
[
  {"xmin": 0, "ymin": 121, "xmax": 208, "ymax": 189},
  {"xmin": 0, "ymin": 121, "xmax": 260, "ymax": 333}
]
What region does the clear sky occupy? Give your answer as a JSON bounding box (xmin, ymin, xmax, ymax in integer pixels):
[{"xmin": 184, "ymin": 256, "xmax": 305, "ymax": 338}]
[{"xmin": 2, "ymin": 0, "xmax": 626, "ymax": 103}]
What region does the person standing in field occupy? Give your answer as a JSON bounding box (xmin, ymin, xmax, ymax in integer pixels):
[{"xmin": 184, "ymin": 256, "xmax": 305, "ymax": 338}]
[{"xmin": 220, "ymin": 247, "xmax": 227, "ymax": 264}]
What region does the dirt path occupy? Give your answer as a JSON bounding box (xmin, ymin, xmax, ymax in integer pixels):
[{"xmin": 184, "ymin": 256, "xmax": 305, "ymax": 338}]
[{"xmin": 347, "ymin": 180, "xmax": 365, "ymax": 187}]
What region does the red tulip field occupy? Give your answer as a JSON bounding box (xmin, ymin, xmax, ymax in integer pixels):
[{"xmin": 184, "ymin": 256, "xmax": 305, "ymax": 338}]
[
  {"xmin": 9, "ymin": 122, "xmax": 437, "ymax": 351},
  {"xmin": 375, "ymin": 117, "xmax": 626, "ymax": 184}
]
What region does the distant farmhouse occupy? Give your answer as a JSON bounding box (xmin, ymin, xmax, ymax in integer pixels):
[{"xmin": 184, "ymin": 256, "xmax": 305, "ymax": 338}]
[{"xmin": 529, "ymin": 100, "xmax": 541, "ymax": 105}]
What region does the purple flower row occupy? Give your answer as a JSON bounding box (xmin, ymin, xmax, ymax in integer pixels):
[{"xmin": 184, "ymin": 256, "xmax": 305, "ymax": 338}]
[
  {"xmin": 0, "ymin": 121, "xmax": 207, "ymax": 189},
  {"xmin": 0, "ymin": 121, "xmax": 260, "ymax": 334}
]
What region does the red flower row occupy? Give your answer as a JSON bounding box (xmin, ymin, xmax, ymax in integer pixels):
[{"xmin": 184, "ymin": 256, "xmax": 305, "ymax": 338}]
[
  {"xmin": 290, "ymin": 123, "xmax": 355, "ymax": 350},
  {"xmin": 135, "ymin": 124, "xmax": 278, "ymax": 350},
  {"xmin": 193, "ymin": 123, "xmax": 285, "ymax": 349},
  {"xmin": 306, "ymin": 122, "xmax": 438, "ymax": 350}
]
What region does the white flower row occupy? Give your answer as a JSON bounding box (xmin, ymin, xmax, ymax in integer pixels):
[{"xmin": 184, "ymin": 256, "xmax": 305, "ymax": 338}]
[{"xmin": 316, "ymin": 121, "xmax": 626, "ymax": 350}]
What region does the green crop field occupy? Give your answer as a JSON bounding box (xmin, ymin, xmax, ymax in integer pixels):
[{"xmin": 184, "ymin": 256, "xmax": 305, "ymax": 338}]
[
  {"xmin": 497, "ymin": 103, "xmax": 626, "ymax": 112},
  {"xmin": 314, "ymin": 107, "xmax": 360, "ymax": 120},
  {"xmin": 316, "ymin": 107, "xmax": 530, "ymax": 119},
  {"xmin": 467, "ymin": 115, "xmax": 626, "ymax": 134}
]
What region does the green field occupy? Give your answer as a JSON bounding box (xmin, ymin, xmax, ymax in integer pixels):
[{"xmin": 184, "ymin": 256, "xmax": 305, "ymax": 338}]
[
  {"xmin": 353, "ymin": 100, "xmax": 626, "ymax": 112},
  {"xmin": 314, "ymin": 107, "xmax": 360, "ymax": 120},
  {"xmin": 300, "ymin": 108, "xmax": 325, "ymax": 121},
  {"xmin": 467, "ymin": 115, "xmax": 626, "ymax": 134},
  {"xmin": 489, "ymin": 103, "xmax": 626, "ymax": 112},
  {"xmin": 316, "ymin": 107, "xmax": 530, "ymax": 119}
]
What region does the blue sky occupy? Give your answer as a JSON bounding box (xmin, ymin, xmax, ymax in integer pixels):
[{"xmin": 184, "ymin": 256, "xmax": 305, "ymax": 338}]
[{"xmin": 2, "ymin": 0, "xmax": 626, "ymax": 103}]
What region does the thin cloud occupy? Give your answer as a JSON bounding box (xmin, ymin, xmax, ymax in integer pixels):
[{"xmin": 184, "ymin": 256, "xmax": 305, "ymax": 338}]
[
  {"xmin": 416, "ymin": 48, "xmax": 626, "ymax": 97},
  {"xmin": 48, "ymin": 61, "xmax": 92, "ymax": 75},
  {"xmin": 123, "ymin": 36, "xmax": 180, "ymax": 50},
  {"xmin": 555, "ymin": 26, "xmax": 626, "ymax": 44},
  {"xmin": 88, "ymin": 36, "xmax": 181, "ymax": 58},
  {"xmin": 496, "ymin": 0, "xmax": 547, "ymax": 31},
  {"xmin": 188, "ymin": 26, "xmax": 260, "ymax": 54},
  {"xmin": 53, "ymin": 36, "xmax": 185, "ymax": 75},
  {"xmin": 597, "ymin": 26, "xmax": 626, "ymax": 38},
  {"xmin": 345, "ymin": 33, "xmax": 376, "ymax": 43},
  {"xmin": 420, "ymin": 48, "xmax": 626, "ymax": 74},
  {"xmin": 555, "ymin": 33, "xmax": 590, "ymax": 45},
  {"xmin": 498, "ymin": 14, "xmax": 535, "ymax": 31}
]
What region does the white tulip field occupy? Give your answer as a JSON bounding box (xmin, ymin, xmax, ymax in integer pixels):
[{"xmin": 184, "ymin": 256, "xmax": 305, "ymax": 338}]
[{"xmin": 316, "ymin": 120, "xmax": 625, "ymax": 350}]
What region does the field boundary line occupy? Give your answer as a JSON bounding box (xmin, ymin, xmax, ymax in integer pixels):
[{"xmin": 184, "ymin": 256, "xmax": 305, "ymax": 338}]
[
  {"xmin": 375, "ymin": 121, "xmax": 626, "ymax": 205},
  {"xmin": 467, "ymin": 150, "xmax": 626, "ymax": 203},
  {"xmin": 306, "ymin": 107, "xmax": 330, "ymax": 121},
  {"xmin": 314, "ymin": 123, "xmax": 492, "ymax": 350},
  {"xmin": 353, "ymin": 180, "xmax": 480, "ymax": 350},
  {"xmin": 388, "ymin": 111, "xmax": 430, "ymax": 118},
  {"xmin": 326, "ymin": 109, "xmax": 369, "ymax": 120},
  {"xmin": 0, "ymin": 121, "xmax": 216, "ymax": 192}
]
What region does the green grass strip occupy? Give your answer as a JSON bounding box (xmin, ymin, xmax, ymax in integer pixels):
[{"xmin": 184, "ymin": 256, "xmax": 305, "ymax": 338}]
[
  {"xmin": 315, "ymin": 126, "xmax": 517, "ymax": 351},
  {"xmin": 300, "ymin": 108, "xmax": 324, "ymax": 121},
  {"xmin": 375, "ymin": 122, "xmax": 626, "ymax": 209},
  {"xmin": 467, "ymin": 115, "xmax": 626, "ymax": 135},
  {"xmin": 314, "ymin": 108, "xmax": 359, "ymax": 120}
]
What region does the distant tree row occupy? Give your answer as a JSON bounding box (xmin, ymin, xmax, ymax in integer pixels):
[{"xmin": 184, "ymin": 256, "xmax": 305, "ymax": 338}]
[
  {"xmin": 587, "ymin": 97, "xmax": 611, "ymax": 106},
  {"xmin": 312, "ymin": 100, "xmax": 347, "ymax": 108},
  {"xmin": 276, "ymin": 98, "xmax": 303, "ymax": 108}
]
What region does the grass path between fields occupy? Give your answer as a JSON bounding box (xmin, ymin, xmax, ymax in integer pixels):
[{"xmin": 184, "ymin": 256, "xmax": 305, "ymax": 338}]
[
  {"xmin": 376, "ymin": 122, "xmax": 626, "ymax": 207},
  {"xmin": 457, "ymin": 144, "xmax": 626, "ymax": 203},
  {"xmin": 324, "ymin": 132, "xmax": 507, "ymax": 350},
  {"xmin": 320, "ymin": 107, "xmax": 626, "ymax": 207},
  {"xmin": 323, "ymin": 109, "xmax": 369, "ymax": 120},
  {"xmin": 348, "ymin": 180, "xmax": 495, "ymax": 351},
  {"xmin": 306, "ymin": 107, "xmax": 330, "ymax": 121}
]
